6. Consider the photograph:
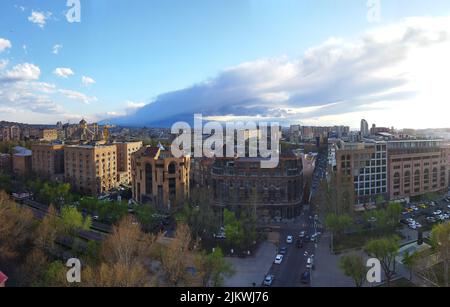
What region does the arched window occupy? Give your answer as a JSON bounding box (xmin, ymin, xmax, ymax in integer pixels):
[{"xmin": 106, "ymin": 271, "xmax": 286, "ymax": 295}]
[
  {"xmin": 432, "ymin": 167, "xmax": 438, "ymax": 186},
  {"xmin": 404, "ymin": 171, "xmax": 411, "ymax": 188},
  {"xmin": 424, "ymin": 169, "xmax": 430, "ymax": 185},
  {"xmin": 168, "ymin": 162, "xmax": 176, "ymax": 174}
]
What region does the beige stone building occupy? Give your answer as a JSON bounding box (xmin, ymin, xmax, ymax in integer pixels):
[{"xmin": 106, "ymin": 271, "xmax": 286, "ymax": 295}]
[
  {"xmin": 115, "ymin": 141, "xmax": 143, "ymax": 185},
  {"xmin": 39, "ymin": 129, "xmax": 58, "ymax": 142},
  {"xmin": 31, "ymin": 144, "xmax": 65, "ymax": 180},
  {"xmin": 131, "ymin": 146, "xmax": 190, "ymax": 212},
  {"xmin": 12, "ymin": 147, "xmax": 32, "ymax": 177},
  {"xmin": 64, "ymin": 144, "xmax": 117, "ymax": 196},
  {"xmin": 388, "ymin": 140, "xmax": 448, "ymax": 200}
]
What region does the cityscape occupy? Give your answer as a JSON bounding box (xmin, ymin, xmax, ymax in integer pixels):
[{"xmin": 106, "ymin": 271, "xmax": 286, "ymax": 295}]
[{"xmin": 0, "ymin": 0, "xmax": 450, "ymax": 294}]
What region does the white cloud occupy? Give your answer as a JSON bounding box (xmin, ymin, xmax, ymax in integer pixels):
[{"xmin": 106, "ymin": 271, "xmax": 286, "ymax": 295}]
[
  {"xmin": 52, "ymin": 44, "xmax": 63, "ymax": 55},
  {"xmin": 58, "ymin": 89, "xmax": 97, "ymax": 104},
  {"xmin": 2, "ymin": 63, "xmax": 41, "ymax": 81},
  {"xmin": 54, "ymin": 67, "xmax": 74, "ymax": 78},
  {"xmin": 81, "ymin": 76, "xmax": 96, "ymax": 86},
  {"xmin": 125, "ymin": 100, "xmax": 146, "ymax": 109},
  {"xmin": 0, "ymin": 60, "xmax": 9, "ymax": 70},
  {"xmin": 0, "ymin": 38, "xmax": 12, "ymax": 53},
  {"xmin": 112, "ymin": 16, "xmax": 450, "ymax": 129},
  {"xmin": 28, "ymin": 11, "xmax": 51, "ymax": 28}
]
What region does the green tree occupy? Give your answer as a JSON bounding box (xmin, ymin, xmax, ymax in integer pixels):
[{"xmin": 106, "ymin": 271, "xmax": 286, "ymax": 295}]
[
  {"xmin": 364, "ymin": 236, "xmax": 400, "ymax": 287},
  {"xmin": 339, "ymin": 253, "xmax": 367, "ymax": 287},
  {"xmin": 430, "ymin": 221, "xmax": 450, "ymax": 287},
  {"xmin": 60, "ymin": 205, "xmax": 92, "ymax": 236},
  {"xmin": 135, "ymin": 204, "xmax": 157, "ymax": 231},
  {"xmin": 223, "ymin": 209, "xmax": 245, "ymax": 251},
  {"xmin": 402, "ymin": 251, "xmax": 419, "ymax": 281},
  {"xmin": 198, "ymin": 247, "xmax": 234, "ymax": 287}
]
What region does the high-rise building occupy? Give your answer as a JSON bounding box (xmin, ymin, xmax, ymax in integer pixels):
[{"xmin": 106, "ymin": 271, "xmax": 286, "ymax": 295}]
[
  {"xmin": 289, "ymin": 125, "xmax": 301, "ymax": 143},
  {"xmin": 360, "ymin": 119, "xmax": 369, "ymax": 137},
  {"xmin": 64, "ymin": 144, "xmax": 117, "ymax": 196},
  {"xmin": 31, "ymin": 144, "xmax": 65, "ymax": 180},
  {"xmin": 335, "ymin": 140, "xmax": 388, "ymax": 207},
  {"xmin": 131, "ymin": 146, "xmax": 190, "ymax": 212},
  {"xmin": 115, "ymin": 141, "xmax": 143, "ymax": 185}
]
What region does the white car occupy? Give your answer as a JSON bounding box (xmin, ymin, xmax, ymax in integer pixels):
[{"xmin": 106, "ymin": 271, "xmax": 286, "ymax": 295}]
[
  {"xmin": 433, "ymin": 210, "xmax": 442, "ymax": 216},
  {"xmin": 306, "ymin": 255, "xmax": 315, "ymax": 269},
  {"xmin": 406, "ymin": 218, "xmax": 414, "ymax": 223},
  {"xmin": 286, "ymin": 236, "xmax": 293, "ymax": 244},
  {"xmin": 274, "ymin": 254, "xmax": 284, "ymax": 264}
]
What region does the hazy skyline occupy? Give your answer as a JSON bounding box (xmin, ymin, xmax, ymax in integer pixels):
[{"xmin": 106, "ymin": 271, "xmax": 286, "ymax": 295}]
[{"xmin": 1, "ymin": 1, "xmax": 450, "ymax": 128}]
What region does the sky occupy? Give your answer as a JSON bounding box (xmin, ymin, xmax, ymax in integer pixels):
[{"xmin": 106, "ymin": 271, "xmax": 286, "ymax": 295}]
[{"xmin": 0, "ymin": 0, "xmax": 450, "ymax": 129}]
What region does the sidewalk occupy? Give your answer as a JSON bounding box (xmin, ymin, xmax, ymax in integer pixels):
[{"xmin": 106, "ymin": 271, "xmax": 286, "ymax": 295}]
[
  {"xmin": 223, "ymin": 241, "xmax": 277, "ymax": 287},
  {"xmin": 311, "ymin": 232, "xmax": 355, "ymax": 287}
]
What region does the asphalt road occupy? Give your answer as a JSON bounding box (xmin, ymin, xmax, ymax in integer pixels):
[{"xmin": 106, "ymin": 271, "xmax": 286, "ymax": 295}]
[{"xmin": 266, "ymin": 212, "xmax": 317, "ymax": 287}]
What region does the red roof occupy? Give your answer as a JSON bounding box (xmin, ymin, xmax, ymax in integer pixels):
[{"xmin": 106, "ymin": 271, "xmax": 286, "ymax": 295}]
[{"xmin": 0, "ymin": 271, "xmax": 8, "ymax": 284}]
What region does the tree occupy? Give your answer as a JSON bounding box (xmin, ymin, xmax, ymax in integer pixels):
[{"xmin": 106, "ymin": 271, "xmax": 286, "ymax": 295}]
[
  {"xmin": 364, "ymin": 236, "xmax": 400, "ymax": 287},
  {"xmin": 0, "ymin": 191, "xmax": 35, "ymax": 261},
  {"xmin": 83, "ymin": 216, "xmax": 156, "ymax": 287},
  {"xmin": 402, "ymin": 251, "xmax": 419, "ymax": 281},
  {"xmin": 430, "ymin": 221, "xmax": 450, "ymax": 287},
  {"xmin": 60, "ymin": 205, "xmax": 91, "ymax": 236},
  {"xmin": 223, "ymin": 209, "xmax": 245, "ymax": 251},
  {"xmin": 339, "ymin": 253, "xmax": 367, "ymax": 287},
  {"xmin": 161, "ymin": 223, "xmax": 192, "ymax": 286},
  {"xmin": 102, "ymin": 216, "xmax": 155, "ymax": 267},
  {"xmin": 325, "ymin": 213, "xmax": 352, "ymax": 250},
  {"xmin": 198, "ymin": 247, "xmax": 234, "ymax": 287},
  {"xmin": 18, "ymin": 248, "xmax": 49, "ymax": 287},
  {"xmin": 180, "ymin": 187, "xmax": 219, "ymax": 241},
  {"xmin": 35, "ymin": 205, "xmax": 60, "ymax": 252},
  {"xmin": 41, "ymin": 261, "xmax": 70, "ymax": 287},
  {"xmin": 135, "ymin": 204, "xmax": 158, "ymax": 231}
]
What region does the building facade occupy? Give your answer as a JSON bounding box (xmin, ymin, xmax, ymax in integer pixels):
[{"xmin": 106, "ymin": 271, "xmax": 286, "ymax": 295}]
[
  {"xmin": 211, "ymin": 153, "xmax": 303, "ymax": 221},
  {"xmin": 0, "ymin": 153, "xmax": 12, "ymax": 173},
  {"xmin": 115, "ymin": 141, "xmax": 143, "ymax": 185},
  {"xmin": 387, "ymin": 140, "xmax": 448, "ymax": 200},
  {"xmin": 131, "ymin": 146, "xmax": 190, "ymax": 212},
  {"xmin": 64, "ymin": 144, "xmax": 117, "ymax": 196},
  {"xmin": 335, "ymin": 140, "xmax": 388, "ymax": 207},
  {"xmin": 39, "ymin": 129, "xmax": 58, "ymax": 142},
  {"xmin": 31, "ymin": 144, "xmax": 65, "ymax": 180}
]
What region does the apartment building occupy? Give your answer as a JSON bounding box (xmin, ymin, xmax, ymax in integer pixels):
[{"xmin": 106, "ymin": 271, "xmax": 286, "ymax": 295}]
[
  {"xmin": 211, "ymin": 152, "xmax": 303, "ymax": 221},
  {"xmin": 387, "ymin": 140, "xmax": 448, "ymax": 200},
  {"xmin": 0, "ymin": 125, "xmax": 20, "ymax": 141},
  {"xmin": 0, "ymin": 153, "xmax": 12, "ymax": 173},
  {"xmin": 31, "ymin": 144, "xmax": 65, "ymax": 180},
  {"xmin": 12, "ymin": 146, "xmax": 32, "ymax": 176},
  {"xmin": 131, "ymin": 146, "xmax": 190, "ymax": 212},
  {"xmin": 115, "ymin": 141, "xmax": 143, "ymax": 185},
  {"xmin": 39, "ymin": 129, "xmax": 58, "ymax": 142},
  {"xmin": 64, "ymin": 144, "xmax": 117, "ymax": 196}
]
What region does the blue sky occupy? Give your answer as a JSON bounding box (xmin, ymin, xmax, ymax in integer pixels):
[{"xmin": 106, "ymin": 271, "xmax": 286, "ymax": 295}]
[{"xmin": 1, "ymin": 0, "xmax": 450, "ymax": 128}]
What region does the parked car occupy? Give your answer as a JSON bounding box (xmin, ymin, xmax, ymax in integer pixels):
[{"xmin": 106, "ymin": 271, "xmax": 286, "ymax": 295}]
[
  {"xmin": 274, "ymin": 254, "xmax": 284, "ymax": 264},
  {"xmin": 279, "ymin": 247, "xmax": 287, "ymax": 255},
  {"xmin": 306, "ymin": 255, "xmax": 315, "ymax": 269},
  {"xmin": 286, "ymin": 235, "xmax": 293, "ymax": 244},
  {"xmin": 263, "ymin": 275, "xmax": 274, "ymax": 286},
  {"xmin": 433, "ymin": 210, "xmax": 442, "ymax": 216},
  {"xmin": 299, "ymin": 231, "xmax": 306, "ymax": 238},
  {"xmin": 301, "ymin": 271, "xmax": 311, "ymax": 284}
]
